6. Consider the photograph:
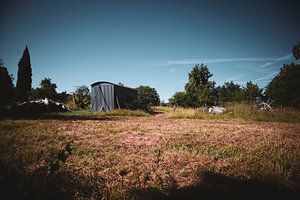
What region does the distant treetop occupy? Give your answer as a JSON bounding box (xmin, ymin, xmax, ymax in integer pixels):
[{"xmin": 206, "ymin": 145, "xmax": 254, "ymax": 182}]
[{"xmin": 292, "ymin": 42, "xmax": 300, "ymax": 60}]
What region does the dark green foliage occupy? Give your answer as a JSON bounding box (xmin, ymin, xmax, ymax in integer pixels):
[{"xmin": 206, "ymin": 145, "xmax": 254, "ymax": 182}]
[
  {"xmin": 55, "ymin": 91, "xmax": 71, "ymax": 104},
  {"xmin": 29, "ymin": 78, "xmax": 70, "ymax": 103},
  {"xmin": 292, "ymin": 42, "xmax": 300, "ymax": 60},
  {"xmin": 211, "ymin": 86, "xmax": 221, "ymax": 105},
  {"xmin": 169, "ymin": 91, "xmax": 191, "ymax": 107},
  {"xmin": 29, "ymin": 78, "xmax": 58, "ymax": 100},
  {"xmin": 262, "ymin": 42, "xmax": 300, "ymax": 108},
  {"xmin": 16, "ymin": 46, "xmax": 32, "ymax": 101},
  {"xmin": 216, "ymin": 81, "xmax": 244, "ymax": 103},
  {"xmin": 74, "ymin": 85, "xmax": 90, "ymax": 97},
  {"xmin": 39, "ymin": 78, "xmax": 58, "ymax": 99},
  {"xmin": 185, "ymin": 64, "xmax": 215, "ymax": 107},
  {"xmin": 49, "ymin": 141, "xmax": 73, "ymax": 174},
  {"xmin": 73, "ymin": 85, "xmax": 90, "ymax": 109},
  {"xmin": 217, "ymin": 82, "xmax": 263, "ymax": 105},
  {"xmin": 0, "ymin": 60, "xmax": 14, "ymax": 106},
  {"xmin": 136, "ymin": 85, "xmax": 160, "ymax": 111},
  {"xmin": 170, "ymin": 64, "xmax": 264, "ymax": 107},
  {"xmin": 170, "ymin": 65, "xmax": 254, "ymax": 107},
  {"xmin": 73, "ymin": 94, "xmax": 90, "ymax": 109},
  {"xmin": 243, "ymin": 81, "xmax": 263, "ymax": 102},
  {"xmin": 212, "ymin": 81, "xmax": 262, "ymax": 105},
  {"xmin": 266, "ymin": 63, "xmax": 300, "ymax": 108},
  {"xmin": 28, "ymin": 88, "xmax": 42, "ymax": 100}
]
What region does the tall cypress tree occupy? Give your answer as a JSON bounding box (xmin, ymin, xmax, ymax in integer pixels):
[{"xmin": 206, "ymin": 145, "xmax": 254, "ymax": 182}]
[{"xmin": 16, "ymin": 46, "xmax": 32, "ymax": 101}]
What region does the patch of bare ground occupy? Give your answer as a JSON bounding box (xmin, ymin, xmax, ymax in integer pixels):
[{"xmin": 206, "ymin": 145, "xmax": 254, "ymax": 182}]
[{"xmin": 53, "ymin": 114, "xmax": 300, "ymax": 196}]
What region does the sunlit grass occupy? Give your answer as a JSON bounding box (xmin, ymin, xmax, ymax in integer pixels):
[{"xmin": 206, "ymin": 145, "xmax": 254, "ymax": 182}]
[
  {"xmin": 0, "ymin": 108, "xmax": 299, "ymax": 199},
  {"xmin": 157, "ymin": 104, "xmax": 300, "ymax": 123},
  {"xmin": 164, "ymin": 138, "xmax": 300, "ymax": 186}
]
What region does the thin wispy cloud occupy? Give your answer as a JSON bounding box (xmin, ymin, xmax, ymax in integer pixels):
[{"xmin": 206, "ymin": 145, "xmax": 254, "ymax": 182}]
[
  {"xmin": 152, "ymin": 58, "xmax": 275, "ymax": 67},
  {"xmin": 276, "ymin": 54, "xmax": 293, "ymax": 61},
  {"xmin": 258, "ymin": 54, "xmax": 293, "ymax": 69},
  {"xmin": 146, "ymin": 54, "xmax": 294, "ymax": 68},
  {"xmin": 258, "ymin": 62, "xmax": 274, "ymax": 68},
  {"xmin": 254, "ymin": 72, "xmax": 278, "ymax": 82},
  {"xmin": 168, "ymin": 68, "xmax": 176, "ymax": 73}
]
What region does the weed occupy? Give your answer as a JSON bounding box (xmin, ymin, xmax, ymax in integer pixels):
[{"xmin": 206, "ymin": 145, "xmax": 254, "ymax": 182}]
[
  {"xmin": 155, "ymin": 148, "xmax": 162, "ymax": 169},
  {"xmin": 49, "ymin": 141, "xmax": 73, "ymax": 174}
]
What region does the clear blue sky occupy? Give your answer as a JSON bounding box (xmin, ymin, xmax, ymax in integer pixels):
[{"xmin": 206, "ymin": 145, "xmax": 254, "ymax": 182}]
[{"xmin": 1, "ymin": 0, "xmax": 299, "ymax": 101}]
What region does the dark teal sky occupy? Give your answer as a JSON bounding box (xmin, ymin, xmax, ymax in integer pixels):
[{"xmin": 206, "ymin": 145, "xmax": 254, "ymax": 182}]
[{"xmin": 1, "ymin": 0, "xmax": 299, "ymax": 101}]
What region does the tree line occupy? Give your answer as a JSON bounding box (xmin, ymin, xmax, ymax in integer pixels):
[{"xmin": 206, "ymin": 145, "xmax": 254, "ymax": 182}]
[
  {"xmin": 0, "ymin": 46, "xmax": 73, "ymax": 106},
  {"xmin": 2, "ymin": 43, "xmax": 299, "ymax": 110},
  {"xmin": 0, "ymin": 46, "xmax": 160, "ymax": 111},
  {"xmin": 169, "ymin": 43, "xmax": 300, "ymax": 108}
]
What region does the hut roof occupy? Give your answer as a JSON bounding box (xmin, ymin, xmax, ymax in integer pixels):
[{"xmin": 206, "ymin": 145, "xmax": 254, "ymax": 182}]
[{"xmin": 91, "ymin": 81, "xmax": 137, "ymax": 90}]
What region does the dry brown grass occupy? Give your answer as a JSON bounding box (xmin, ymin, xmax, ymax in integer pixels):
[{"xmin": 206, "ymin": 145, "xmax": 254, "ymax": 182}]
[
  {"xmin": 158, "ymin": 105, "xmax": 300, "ymax": 123},
  {"xmin": 1, "ymin": 112, "xmax": 300, "ymax": 199}
]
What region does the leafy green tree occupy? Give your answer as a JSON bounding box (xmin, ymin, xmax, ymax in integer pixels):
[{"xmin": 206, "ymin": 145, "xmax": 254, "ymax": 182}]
[
  {"xmin": 218, "ymin": 81, "xmax": 244, "ymax": 103},
  {"xmin": 185, "ymin": 64, "xmax": 215, "ymax": 107},
  {"xmin": 292, "ymin": 42, "xmax": 300, "ymax": 60},
  {"xmin": 0, "ymin": 60, "xmax": 14, "ymax": 106},
  {"xmin": 40, "ymin": 78, "xmax": 58, "ymax": 99},
  {"xmin": 73, "ymin": 85, "xmax": 90, "ymax": 109},
  {"xmin": 136, "ymin": 86, "xmax": 160, "ymax": 111},
  {"xmin": 16, "ymin": 46, "xmax": 32, "ymax": 101},
  {"xmin": 243, "ymin": 81, "xmax": 263, "ymax": 102},
  {"xmin": 74, "ymin": 85, "xmax": 90, "ymax": 97},
  {"xmin": 266, "ymin": 63, "xmax": 300, "ymax": 108},
  {"xmin": 28, "ymin": 78, "xmax": 58, "ymax": 100},
  {"xmin": 169, "ymin": 91, "xmax": 189, "ymax": 107},
  {"xmin": 211, "ymin": 86, "xmax": 222, "ymax": 105}
]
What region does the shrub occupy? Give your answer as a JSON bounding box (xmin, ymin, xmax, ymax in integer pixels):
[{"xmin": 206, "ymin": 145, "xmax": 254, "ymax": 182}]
[
  {"xmin": 136, "ymin": 86, "xmax": 160, "ymax": 111},
  {"xmin": 72, "ymin": 86, "xmax": 90, "ymax": 109}
]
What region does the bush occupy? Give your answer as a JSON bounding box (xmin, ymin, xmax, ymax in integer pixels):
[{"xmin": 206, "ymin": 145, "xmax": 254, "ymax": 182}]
[
  {"xmin": 72, "ymin": 86, "xmax": 90, "ymax": 109},
  {"xmin": 136, "ymin": 86, "xmax": 160, "ymax": 111}
]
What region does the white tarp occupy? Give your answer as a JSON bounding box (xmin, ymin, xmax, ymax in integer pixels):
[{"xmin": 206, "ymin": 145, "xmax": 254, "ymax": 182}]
[{"xmin": 209, "ymin": 106, "xmax": 226, "ymax": 114}]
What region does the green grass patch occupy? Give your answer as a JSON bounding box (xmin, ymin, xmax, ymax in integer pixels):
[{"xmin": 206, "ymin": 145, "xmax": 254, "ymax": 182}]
[{"xmin": 50, "ymin": 109, "xmax": 150, "ymax": 118}]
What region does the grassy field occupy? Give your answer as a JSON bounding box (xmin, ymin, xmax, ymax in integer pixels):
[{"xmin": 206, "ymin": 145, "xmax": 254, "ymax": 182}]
[
  {"xmin": 157, "ymin": 104, "xmax": 300, "ymax": 123},
  {"xmin": 0, "ymin": 108, "xmax": 300, "ymax": 199}
]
